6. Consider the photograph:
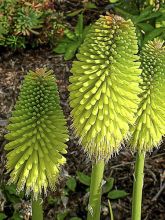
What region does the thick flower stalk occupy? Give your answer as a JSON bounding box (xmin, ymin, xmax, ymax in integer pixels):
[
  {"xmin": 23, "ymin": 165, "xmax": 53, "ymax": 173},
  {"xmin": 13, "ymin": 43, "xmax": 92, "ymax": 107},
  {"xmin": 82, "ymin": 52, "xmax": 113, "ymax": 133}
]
[
  {"xmin": 69, "ymin": 14, "xmax": 141, "ymax": 220},
  {"xmin": 131, "ymin": 39, "xmax": 165, "ymax": 220},
  {"xmin": 5, "ymin": 68, "xmax": 68, "ymax": 198}
]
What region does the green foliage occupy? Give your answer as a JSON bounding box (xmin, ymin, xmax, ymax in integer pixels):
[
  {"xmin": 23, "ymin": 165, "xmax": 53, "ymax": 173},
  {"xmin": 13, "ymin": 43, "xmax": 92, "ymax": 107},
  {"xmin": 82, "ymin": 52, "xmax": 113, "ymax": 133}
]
[
  {"xmin": 5, "ymin": 36, "xmax": 26, "ymax": 49},
  {"xmin": 66, "ymin": 1, "xmax": 97, "ymax": 17},
  {"xmin": 47, "ymin": 195, "xmax": 58, "ymax": 205},
  {"xmin": 0, "ymin": 183, "xmax": 23, "ymax": 220},
  {"xmin": 102, "ymin": 177, "xmax": 128, "ymax": 200},
  {"xmin": 75, "ymin": 171, "xmax": 127, "ymax": 200},
  {"xmin": 76, "ymin": 171, "xmax": 91, "ymax": 186},
  {"xmin": 54, "ymin": 14, "xmax": 90, "ymax": 60},
  {"xmin": 110, "ymin": 1, "xmax": 165, "ymax": 46},
  {"xmin": 156, "ymin": 6, "xmax": 165, "ymax": 28},
  {"xmin": 130, "ymin": 39, "xmax": 165, "ymax": 152},
  {"xmin": 2, "ymin": 184, "xmax": 24, "ymax": 204},
  {"xmin": 108, "ymin": 190, "xmax": 128, "ymax": 199},
  {"xmin": 0, "ymin": 213, "xmax": 7, "ymax": 220},
  {"xmin": 11, "ymin": 211, "xmax": 22, "ymax": 220},
  {"xmin": 69, "ymin": 15, "xmax": 141, "ymax": 161},
  {"xmin": 57, "ymin": 211, "xmax": 69, "ymax": 220},
  {"xmin": 70, "ymin": 217, "xmax": 82, "ymax": 220},
  {"xmin": 84, "ymin": 2, "xmax": 97, "ymax": 10},
  {"xmin": 0, "ymin": 0, "xmax": 65, "ymax": 49},
  {"xmin": 14, "ymin": 7, "xmax": 43, "ymax": 36},
  {"xmin": 109, "ymin": 0, "xmax": 118, "ymax": 3},
  {"xmin": 102, "ymin": 178, "xmax": 114, "ymax": 194},
  {"xmin": 66, "ymin": 177, "xmax": 77, "ymax": 191},
  {"xmin": 5, "ymin": 68, "xmax": 68, "ymax": 198}
]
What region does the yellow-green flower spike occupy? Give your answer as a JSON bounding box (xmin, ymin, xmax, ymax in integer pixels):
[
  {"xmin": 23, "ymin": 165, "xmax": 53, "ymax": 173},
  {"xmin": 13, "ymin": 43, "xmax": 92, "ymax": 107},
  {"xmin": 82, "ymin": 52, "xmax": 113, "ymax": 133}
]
[
  {"xmin": 5, "ymin": 68, "xmax": 68, "ymax": 198},
  {"xmin": 130, "ymin": 39, "xmax": 165, "ymax": 152},
  {"xmin": 69, "ymin": 15, "xmax": 141, "ymax": 161}
]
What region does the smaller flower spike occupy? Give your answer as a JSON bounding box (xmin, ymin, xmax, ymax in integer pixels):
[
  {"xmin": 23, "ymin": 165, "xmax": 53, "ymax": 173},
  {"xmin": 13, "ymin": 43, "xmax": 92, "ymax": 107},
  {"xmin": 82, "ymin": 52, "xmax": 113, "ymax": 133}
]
[
  {"xmin": 69, "ymin": 15, "xmax": 141, "ymax": 161},
  {"xmin": 130, "ymin": 39, "xmax": 165, "ymax": 152},
  {"xmin": 5, "ymin": 68, "xmax": 68, "ymax": 198}
]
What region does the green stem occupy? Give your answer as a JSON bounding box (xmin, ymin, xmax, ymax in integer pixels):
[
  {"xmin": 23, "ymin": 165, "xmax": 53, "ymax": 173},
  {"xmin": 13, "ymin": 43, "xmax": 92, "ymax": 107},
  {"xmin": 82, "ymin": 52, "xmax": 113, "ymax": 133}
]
[
  {"xmin": 32, "ymin": 197, "xmax": 43, "ymax": 220},
  {"xmin": 132, "ymin": 151, "xmax": 145, "ymax": 220},
  {"xmin": 87, "ymin": 159, "xmax": 105, "ymax": 220}
]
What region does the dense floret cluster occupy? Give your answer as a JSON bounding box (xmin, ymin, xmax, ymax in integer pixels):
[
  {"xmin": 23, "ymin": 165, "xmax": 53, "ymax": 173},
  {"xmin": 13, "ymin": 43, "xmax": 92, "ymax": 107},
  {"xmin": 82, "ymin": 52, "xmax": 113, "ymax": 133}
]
[
  {"xmin": 69, "ymin": 15, "xmax": 141, "ymax": 161},
  {"xmin": 5, "ymin": 68, "xmax": 68, "ymax": 198},
  {"xmin": 131, "ymin": 40, "xmax": 165, "ymax": 152}
]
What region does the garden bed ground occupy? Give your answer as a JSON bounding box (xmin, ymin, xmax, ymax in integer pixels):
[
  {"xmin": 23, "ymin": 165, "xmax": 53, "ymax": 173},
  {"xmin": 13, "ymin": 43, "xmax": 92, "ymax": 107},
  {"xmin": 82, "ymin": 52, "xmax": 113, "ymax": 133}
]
[{"xmin": 0, "ymin": 0, "xmax": 165, "ymax": 219}]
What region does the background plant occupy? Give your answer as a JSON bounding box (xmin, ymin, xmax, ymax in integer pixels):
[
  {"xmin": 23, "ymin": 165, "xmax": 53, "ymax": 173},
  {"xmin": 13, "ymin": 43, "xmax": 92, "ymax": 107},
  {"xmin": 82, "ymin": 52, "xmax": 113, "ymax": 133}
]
[
  {"xmin": 54, "ymin": 14, "xmax": 90, "ymax": 60},
  {"xmin": 0, "ymin": 183, "xmax": 24, "ymax": 220},
  {"xmin": 53, "ymin": 0, "xmax": 165, "ymax": 61},
  {"xmin": 0, "ymin": 0, "xmax": 65, "ymax": 49},
  {"xmin": 109, "ymin": 0, "xmax": 165, "ymax": 46}
]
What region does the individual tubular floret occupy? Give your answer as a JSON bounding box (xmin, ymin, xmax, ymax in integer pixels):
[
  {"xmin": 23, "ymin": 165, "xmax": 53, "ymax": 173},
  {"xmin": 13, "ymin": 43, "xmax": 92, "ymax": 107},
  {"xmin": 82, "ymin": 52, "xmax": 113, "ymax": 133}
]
[
  {"xmin": 69, "ymin": 14, "xmax": 142, "ymax": 161},
  {"xmin": 5, "ymin": 68, "xmax": 69, "ymax": 198}
]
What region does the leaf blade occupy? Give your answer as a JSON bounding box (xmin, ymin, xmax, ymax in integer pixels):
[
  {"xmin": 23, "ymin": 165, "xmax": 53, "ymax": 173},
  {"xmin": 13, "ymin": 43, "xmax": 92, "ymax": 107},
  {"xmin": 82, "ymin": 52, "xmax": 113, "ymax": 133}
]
[
  {"xmin": 108, "ymin": 190, "xmax": 128, "ymax": 199},
  {"xmin": 76, "ymin": 171, "xmax": 91, "ymax": 186}
]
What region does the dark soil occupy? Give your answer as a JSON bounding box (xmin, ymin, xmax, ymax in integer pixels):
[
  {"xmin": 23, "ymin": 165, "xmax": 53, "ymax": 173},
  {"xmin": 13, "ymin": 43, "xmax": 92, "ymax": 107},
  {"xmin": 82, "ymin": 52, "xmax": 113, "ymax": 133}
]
[{"xmin": 0, "ymin": 1, "xmax": 165, "ymax": 220}]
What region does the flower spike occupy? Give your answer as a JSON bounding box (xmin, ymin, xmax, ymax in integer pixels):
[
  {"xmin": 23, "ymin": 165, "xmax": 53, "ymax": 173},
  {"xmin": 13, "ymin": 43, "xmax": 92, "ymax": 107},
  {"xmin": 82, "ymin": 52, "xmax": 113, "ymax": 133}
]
[
  {"xmin": 130, "ymin": 39, "xmax": 165, "ymax": 152},
  {"xmin": 131, "ymin": 39, "xmax": 165, "ymax": 220},
  {"xmin": 5, "ymin": 68, "xmax": 69, "ymax": 199},
  {"xmin": 69, "ymin": 14, "xmax": 141, "ymax": 161}
]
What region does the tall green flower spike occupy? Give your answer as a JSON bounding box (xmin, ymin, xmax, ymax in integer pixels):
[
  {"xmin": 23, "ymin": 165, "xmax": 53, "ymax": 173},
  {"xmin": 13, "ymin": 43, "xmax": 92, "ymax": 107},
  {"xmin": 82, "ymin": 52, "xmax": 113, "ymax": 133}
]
[
  {"xmin": 131, "ymin": 39, "xmax": 165, "ymax": 152},
  {"xmin": 131, "ymin": 40, "xmax": 165, "ymax": 220},
  {"xmin": 5, "ymin": 68, "xmax": 68, "ymax": 199},
  {"xmin": 69, "ymin": 14, "xmax": 141, "ymax": 220},
  {"xmin": 69, "ymin": 14, "xmax": 141, "ymax": 161}
]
